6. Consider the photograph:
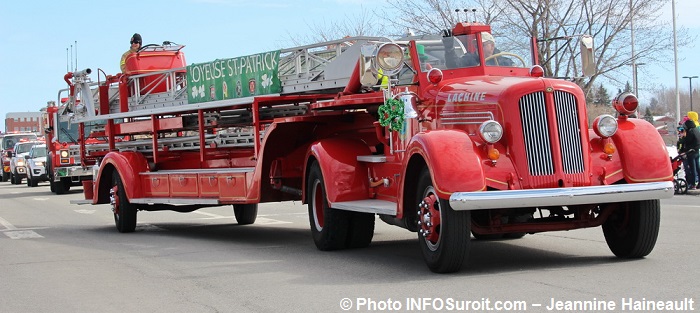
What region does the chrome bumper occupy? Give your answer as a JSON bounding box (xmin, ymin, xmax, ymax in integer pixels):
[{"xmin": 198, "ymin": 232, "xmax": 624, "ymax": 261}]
[
  {"xmin": 449, "ymin": 181, "xmax": 674, "ymax": 211},
  {"xmin": 55, "ymin": 166, "xmax": 92, "ymax": 179}
]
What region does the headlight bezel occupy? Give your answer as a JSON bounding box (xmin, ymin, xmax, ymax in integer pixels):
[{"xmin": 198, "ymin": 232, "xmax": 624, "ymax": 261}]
[
  {"xmin": 479, "ymin": 120, "xmax": 503, "ymax": 144},
  {"xmin": 593, "ymin": 114, "xmax": 618, "ymax": 138}
]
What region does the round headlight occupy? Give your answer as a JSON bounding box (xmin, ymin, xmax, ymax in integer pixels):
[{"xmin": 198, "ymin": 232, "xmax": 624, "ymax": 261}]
[
  {"xmin": 60, "ymin": 150, "xmax": 69, "ymax": 158},
  {"xmin": 479, "ymin": 120, "xmax": 503, "ymax": 143},
  {"xmin": 593, "ymin": 114, "xmax": 618, "ymax": 138},
  {"xmin": 376, "ymin": 43, "xmax": 404, "ymax": 73}
]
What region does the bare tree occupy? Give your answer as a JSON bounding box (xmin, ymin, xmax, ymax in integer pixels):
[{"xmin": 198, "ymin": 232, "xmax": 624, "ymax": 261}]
[
  {"xmin": 283, "ymin": 7, "xmax": 387, "ymax": 46},
  {"xmin": 380, "ymin": 0, "xmax": 692, "ymax": 99}
]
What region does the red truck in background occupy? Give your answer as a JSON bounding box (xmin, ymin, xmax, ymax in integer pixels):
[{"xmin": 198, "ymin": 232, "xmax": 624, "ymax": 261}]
[
  {"xmin": 63, "ymin": 22, "xmax": 673, "ymax": 273},
  {"xmin": 45, "ymin": 77, "xmax": 99, "ymax": 194}
]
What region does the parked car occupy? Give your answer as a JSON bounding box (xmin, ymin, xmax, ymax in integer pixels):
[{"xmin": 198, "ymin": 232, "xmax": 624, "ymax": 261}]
[
  {"xmin": 9, "ymin": 141, "xmax": 38, "ymax": 185},
  {"xmin": 25, "ymin": 144, "xmax": 48, "ymax": 187}
]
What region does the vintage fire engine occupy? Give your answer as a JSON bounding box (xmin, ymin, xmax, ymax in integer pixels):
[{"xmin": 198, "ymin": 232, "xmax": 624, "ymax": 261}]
[
  {"xmin": 64, "ymin": 22, "xmax": 673, "ymax": 273},
  {"xmin": 44, "ymin": 91, "xmax": 96, "ymax": 194}
]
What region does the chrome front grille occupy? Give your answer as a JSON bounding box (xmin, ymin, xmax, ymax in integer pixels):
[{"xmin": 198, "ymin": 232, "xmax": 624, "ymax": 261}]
[
  {"xmin": 554, "ymin": 91, "xmax": 584, "ymax": 173},
  {"xmin": 519, "ymin": 92, "xmax": 554, "ymax": 175},
  {"xmin": 519, "ymin": 90, "xmax": 584, "ymax": 176}
]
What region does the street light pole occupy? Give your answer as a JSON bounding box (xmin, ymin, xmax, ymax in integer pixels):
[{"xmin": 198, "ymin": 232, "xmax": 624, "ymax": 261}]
[
  {"xmin": 683, "ymin": 75, "xmax": 698, "ymax": 111},
  {"xmin": 634, "ymin": 63, "xmax": 645, "ymax": 95}
]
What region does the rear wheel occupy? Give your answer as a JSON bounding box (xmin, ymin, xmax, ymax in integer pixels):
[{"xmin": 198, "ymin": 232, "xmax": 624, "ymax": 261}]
[
  {"xmin": 346, "ymin": 211, "xmax": 375, "ymax": 248},
  {"xmin": 111, "ymin": 169, "xmax": 137, "ymax": 233},
  {"xmin": 306, "ymin": 161, "xmax": 350, "ymax": 250},
  {"xmin": 233, "ymin": 204, "xmax": 258, "ymax": 225},
  {"xmin": 1, "ymin": 171, "xmax": 8, "ymax": 182},
  {"xmin": 416, "ymin": 169, "xmax": 470, "ymax": 273},
  {"xmin": 603, "ymin": 200, "xmax": 660, "ymax": 258}
]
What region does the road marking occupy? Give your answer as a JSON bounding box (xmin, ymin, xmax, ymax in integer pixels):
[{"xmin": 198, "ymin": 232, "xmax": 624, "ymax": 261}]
[
  {"xmin": 0, "ymin": 216, "xmax": 44, "ymax": 239},
  {"xmin": 0, "ymin": 216, "xmax": 17, "ymax": 230},
  {"xmin": 5, "ymin": 230, "xmax": 44, "ymax": 239},
  {"xmin": 193, "ymin": 211, "xmax": 230, "ymax": 219},
  {"xmin": 191, "ymin": 211, "xmax": 291, "ymax": 224},
  {"xmin": 74, "ymin": 209, "xmax": 96, "ymax": 214},
  {"xmin": 33, "ymin": 197, "xmax": 50, "ymax": 201},
  {"xmin": 254, "ymin": 217, "xmax": 292, "ymax": 225}
]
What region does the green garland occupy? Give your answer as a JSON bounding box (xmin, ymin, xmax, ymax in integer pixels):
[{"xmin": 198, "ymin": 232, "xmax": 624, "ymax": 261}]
[{"xmin": 378, "ymin": 98, "xmax": 404, "ymax": 132}]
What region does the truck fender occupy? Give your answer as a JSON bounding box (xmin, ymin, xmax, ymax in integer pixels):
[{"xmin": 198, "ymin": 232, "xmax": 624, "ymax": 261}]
[
  {"xmin": 306, "ymin": 138, "xmax": 371, "ymax": 203},
  {"xmin": 611, "ymin": 118, "xmax": 673, "ymax": 182},
  {"xmin": 406, "ymin": 130, "xmax": 485, "ymax": 199},
  {"xmin": 94, "ymin": 151, "xmax": 149, "ymax": 204}
]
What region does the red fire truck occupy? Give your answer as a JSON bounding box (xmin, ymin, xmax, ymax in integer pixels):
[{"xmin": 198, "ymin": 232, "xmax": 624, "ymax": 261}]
[
  {"xmin": 45, "ymin": 81, "xmax": 98, "ymax": 194},
  {"xmin": 65, "ymin": 22, "xmax": 673, "ymax": 273}
]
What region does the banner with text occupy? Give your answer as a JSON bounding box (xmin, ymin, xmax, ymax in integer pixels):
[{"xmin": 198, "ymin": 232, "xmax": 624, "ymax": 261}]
[{"xmin": 187, "ymin": 50, "xmax": 281, "ymax": 104}]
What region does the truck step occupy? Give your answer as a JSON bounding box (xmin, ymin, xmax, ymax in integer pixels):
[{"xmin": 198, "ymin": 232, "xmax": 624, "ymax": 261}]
[{"xmin": 331, "ymin": 199, "xmax": 396, "ymax": 215}]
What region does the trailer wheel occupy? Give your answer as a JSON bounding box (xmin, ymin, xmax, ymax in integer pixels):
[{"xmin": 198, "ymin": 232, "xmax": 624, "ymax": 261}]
[
  {"xmin": 416, "ymin": 169, "xmax": 470, "ymax": 273},
  {"xmin": 306, "ymin": 161, "xmax": 350, "ymax": 250},
  {"xmin": 602, "ymin": 199, "xmax": 660, "ymax": 258},
  {"xmin": 233, "ymin": 204, "xmax": 258, "ymax": 225},
  {"xmin": 111, "ymin": 170, "xmax": 137, "ymax": 233},
  {"xmin": 346, "ymin": 212, "xmax": 375, "ymax": 248}
]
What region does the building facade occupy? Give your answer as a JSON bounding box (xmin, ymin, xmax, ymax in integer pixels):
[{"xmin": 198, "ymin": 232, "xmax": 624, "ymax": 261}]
[{"xmin": 5, "ymin": 112, "xmax": 44, "ymax": 134}]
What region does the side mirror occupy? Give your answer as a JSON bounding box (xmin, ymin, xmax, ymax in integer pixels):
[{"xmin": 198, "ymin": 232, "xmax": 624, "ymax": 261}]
[
  {"xmin": 359, "ymin": 44, "xmax": 379, "ymax": 87},
  {"xmin": 579, "ymin": 35, "xmax": 595, "ymax": 77},
  {"xmin": 25, "ymin": 155, "xmax": 31, "ymax": 160},
  {"xmin": 7, "ymin": 151, "xmax": 13, "ymax": 158}
]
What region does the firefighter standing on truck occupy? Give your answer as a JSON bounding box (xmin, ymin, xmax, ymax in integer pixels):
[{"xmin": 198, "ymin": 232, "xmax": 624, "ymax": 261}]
[{"xmin": 120, "ymin": 33, "xmax": 142, "ymax": 73}]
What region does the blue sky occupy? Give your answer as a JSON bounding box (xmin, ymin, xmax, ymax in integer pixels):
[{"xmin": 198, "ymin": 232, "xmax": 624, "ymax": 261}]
[{"xmin": 1, "ymin": 0, "xmax": 698, "ymax": 132}]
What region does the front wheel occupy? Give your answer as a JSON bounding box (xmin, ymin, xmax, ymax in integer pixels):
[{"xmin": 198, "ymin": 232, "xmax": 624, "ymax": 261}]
[
  {"xmin": 233, "ymin": 204, "xmax": 258, "ymax": 225},
  {"xmin": 111, "ymin": 169, "xmax": 138, "ymax": 233},
  {"xmin": 54, "ymin": 178, "xmax": 71, "ymax": 194},
  {"xmin": 416, "ymin": 169, "xmax": 470, "ymax": 273},
  {"xmin": 602, "ymin": 200, "xmax": 660, "ymax": 258}
]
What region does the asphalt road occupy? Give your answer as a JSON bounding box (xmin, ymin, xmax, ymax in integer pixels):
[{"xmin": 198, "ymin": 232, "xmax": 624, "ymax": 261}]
[{"xmin": 0, "ymin": 182, "xmax": 697, "ymax": 313}]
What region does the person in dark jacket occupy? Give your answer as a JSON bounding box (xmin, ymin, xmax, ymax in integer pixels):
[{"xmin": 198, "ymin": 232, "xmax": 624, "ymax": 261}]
[{"xmin": 680, "ymin": 119, "xmax": 700, "ymax": 189}]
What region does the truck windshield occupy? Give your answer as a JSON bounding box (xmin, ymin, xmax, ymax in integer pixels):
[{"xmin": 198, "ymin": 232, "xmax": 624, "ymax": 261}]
[
  {"xmin": 2, "ymin": 134, "xmax": 38, "ymax": 150},
  {"xmin": 57, "ymin": 119, "xmax": 104, "ymax": 143},
  {"xmin": 15, "ymin": 143, "xmax": 35, "ymax": 154},
  {"xmin": 33, "ymin": 147, "xmax": 47, "ymax": 158},
  {"xmin": 57, "ymin": 120, "xmax": 80, "ymax": 143},
  {"xmin": 425, "ymin": 34, "xmax": 532, "ymax": 70}
]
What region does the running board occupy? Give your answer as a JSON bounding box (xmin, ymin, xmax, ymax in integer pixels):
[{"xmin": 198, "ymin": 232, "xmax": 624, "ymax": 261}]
[
  {"xmin": 331, "ymin": 199, "xmax": 396, "ymax": 215},
  {"xmin": 130, "ymin": 198, "xmax": 220, "ymax": 205}
]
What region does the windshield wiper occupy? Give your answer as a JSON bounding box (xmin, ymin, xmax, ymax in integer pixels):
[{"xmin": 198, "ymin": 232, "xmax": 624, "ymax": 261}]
[{"xmin": 60, "ymin": 128, "xmax": 77, "ymax": 143}]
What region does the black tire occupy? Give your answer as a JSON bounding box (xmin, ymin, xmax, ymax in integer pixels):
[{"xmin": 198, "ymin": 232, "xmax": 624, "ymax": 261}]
[
  {"xmin": 233, "ymin": 204, "xmax": 258, "ymax": 225},
  {"xmin": 54, "ymin": 178, "xmax": 71, "ymax": 194},
  {"xmin": 346, "ymin": 212, "xmax": 375, "ymax": 248},
  {"xmin": 503, "ymin": 232, "xmax": 526, "ymax": 239},
  {"xmin": 306, "ymin": 161, "xmax": 350, "ymax": 250},
  {"xmin": 26, "ymin": 173, "xmax": 33, "ymax": 187},
  {"xmin": 111, "ymin": 169, "xmax": 137, "ymax": 233},
  {"xmin": 11, "ymin": 172, "xmax": 20, "ymax": 185},
  {"xmin": 416, "ymin": 169, "xmax": 470, "ymax": 273},
  {"xmin": 49, "ymin": 180, "xmax": 56, "ymax": 192},
  {"xmin": 1, "ymin": 171, "xmax": 8, "ymax": 182},
  {"xmin": 602, "ymin": 200, "xmax": 660, "ymax": 258},
  {"xmin": 677, "ymin": 179, "xmax": 688, "ymax": 194}
]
